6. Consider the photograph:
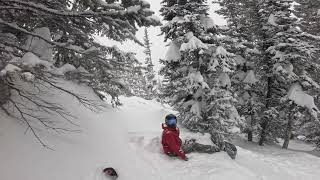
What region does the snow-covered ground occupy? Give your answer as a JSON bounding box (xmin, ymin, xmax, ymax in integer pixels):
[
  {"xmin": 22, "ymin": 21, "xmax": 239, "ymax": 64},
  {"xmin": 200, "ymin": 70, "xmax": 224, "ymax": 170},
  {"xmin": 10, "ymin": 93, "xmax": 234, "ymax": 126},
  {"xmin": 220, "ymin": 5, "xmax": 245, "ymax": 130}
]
[{"xmin": 1, "ymin": 81, "xmax": 320, "ymax": 180}]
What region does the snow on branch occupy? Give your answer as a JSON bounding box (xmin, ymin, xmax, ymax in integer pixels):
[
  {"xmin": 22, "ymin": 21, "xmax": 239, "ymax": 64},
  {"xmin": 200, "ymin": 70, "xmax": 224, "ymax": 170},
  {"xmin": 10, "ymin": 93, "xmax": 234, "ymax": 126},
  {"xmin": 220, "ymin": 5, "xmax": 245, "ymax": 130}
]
[
  {"xmin": 0, "ymin": 18, "xmax": 83, "ymax": 53},
  {"xmin": 4, "ymin": 0, "xmax": 125, "ymax": 17},
  {"xmin": 0, "ymin": 19, "xmax": 121, "ymax": 65},
  {"xmin": 300, "ymin": 32, "xmax": 320, "ymax": 41},
  {"xmin": 287, "ymin": 83, "xmax": 319, "ymax": 119},
  {"xmin": 0, "ymin": 0, "xmax": 139, "ymax": 37},
  {"xmin": 0, "ymin": 64, "xmax": 21, "ymax": 76},
  {"xmin": 165, "ymin": 41, "xmax": 181, "ymax": 62},
  {"xmin": 180, "ymin": 32, "xmax": 208, "ymax": 51}
]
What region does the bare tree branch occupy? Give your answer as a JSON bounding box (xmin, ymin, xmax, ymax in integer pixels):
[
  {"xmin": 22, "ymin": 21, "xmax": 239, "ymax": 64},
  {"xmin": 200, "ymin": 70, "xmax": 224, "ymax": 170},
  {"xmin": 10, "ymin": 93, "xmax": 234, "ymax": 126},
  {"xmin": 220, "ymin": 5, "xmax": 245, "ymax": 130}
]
[
  {"xmin": 6, "ymin": 98, "xmax": 54, "ymax": 150},
  {"xmin": 34, "ymin": 75, "xmax": 104, "ymax": 112}
]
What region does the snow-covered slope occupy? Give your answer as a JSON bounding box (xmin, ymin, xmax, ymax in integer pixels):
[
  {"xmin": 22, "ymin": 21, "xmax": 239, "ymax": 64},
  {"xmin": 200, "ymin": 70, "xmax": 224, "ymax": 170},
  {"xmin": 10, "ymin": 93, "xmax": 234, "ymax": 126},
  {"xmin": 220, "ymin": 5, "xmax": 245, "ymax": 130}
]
[{"xmin": 1, "ymin": 81, "xmax": 320, "ymax": 180}]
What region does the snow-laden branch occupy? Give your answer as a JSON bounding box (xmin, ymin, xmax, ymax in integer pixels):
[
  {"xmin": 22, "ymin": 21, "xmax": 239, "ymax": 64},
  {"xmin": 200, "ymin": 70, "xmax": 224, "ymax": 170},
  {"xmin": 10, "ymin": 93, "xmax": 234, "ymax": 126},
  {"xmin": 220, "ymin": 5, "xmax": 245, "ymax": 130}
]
[
  {"xmin": 1, "ymin": 0, "xmax": 136, "ymax": 33},
  {"xmin": 4, "ymin": 0, "xmax": 125, "ymax": 17},
  {"xmin": 300, "ymin": 32, "xmax": 320, "ymax": 41},
  {"xmin": 0, "ymin": 18, "xmax": 82, "ymax": 52},
  {"xmin": 0, "ymin": 18, "xmax": 128, "ymax": 66}
]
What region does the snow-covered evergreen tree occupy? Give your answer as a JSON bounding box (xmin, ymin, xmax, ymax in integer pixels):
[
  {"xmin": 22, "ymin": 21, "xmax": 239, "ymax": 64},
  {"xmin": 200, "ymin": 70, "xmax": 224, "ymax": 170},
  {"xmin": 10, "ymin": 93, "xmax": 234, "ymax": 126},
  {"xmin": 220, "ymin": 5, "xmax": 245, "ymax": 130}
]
[
  {"xmin": 123, "ymin": 52, "xmax": 149, "ymax": 99},
  {"xmin": 294, "ymin": 0, "xmax": 320, "ymax": 148},
  {"xmin": 214, "ymin": 0, "xmax": 264, "ymax": 141},
  {"xmin": 295, "ymin": 0, "xmax": 320, "ymax": 36},
  {"xmin": 160, "ymin": 0, "xmax": 238, "ymax": 142},
  {"xmin": 295, "ymin": 0, "xmax": 320, "ymax": 101},
  {"xmin": 143, "ymin": 28, "xmax": 156, "ymax": 100},
  {"xmin": 257, "ymin": 0, "xmax": 320, "ymax": 147},
  {"xmin": 215, "ymin": 0, "xmax": 320, "ymax": 147}
]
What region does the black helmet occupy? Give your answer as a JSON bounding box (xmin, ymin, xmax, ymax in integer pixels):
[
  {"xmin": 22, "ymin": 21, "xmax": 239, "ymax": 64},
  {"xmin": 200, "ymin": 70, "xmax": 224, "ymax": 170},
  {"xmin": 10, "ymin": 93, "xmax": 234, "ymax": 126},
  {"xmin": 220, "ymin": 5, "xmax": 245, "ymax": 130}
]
[{"xmin": 165, "ymin": 114, "xmax": 177, "ymax": 128}]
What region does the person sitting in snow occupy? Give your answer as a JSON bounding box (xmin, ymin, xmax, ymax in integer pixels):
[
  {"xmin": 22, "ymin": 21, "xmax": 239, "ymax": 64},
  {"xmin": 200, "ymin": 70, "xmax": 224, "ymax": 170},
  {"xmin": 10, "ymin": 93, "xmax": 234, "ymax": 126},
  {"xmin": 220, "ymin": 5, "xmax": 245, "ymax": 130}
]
[
  {"xmin": 161, "ymin": 114, "xmax": 188, "ymax": 161},
  {"xmin": 161, "ymin": 114, "xmax": 221, "ymax": 161}
]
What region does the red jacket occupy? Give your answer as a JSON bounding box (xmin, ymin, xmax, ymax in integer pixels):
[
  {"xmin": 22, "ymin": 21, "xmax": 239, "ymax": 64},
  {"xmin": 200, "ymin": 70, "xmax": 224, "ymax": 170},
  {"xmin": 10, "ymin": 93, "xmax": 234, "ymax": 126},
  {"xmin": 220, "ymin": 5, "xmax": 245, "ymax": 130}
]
[{"xmin": 161, "ymin": 124, "xmax": 186, "ymax": 160}]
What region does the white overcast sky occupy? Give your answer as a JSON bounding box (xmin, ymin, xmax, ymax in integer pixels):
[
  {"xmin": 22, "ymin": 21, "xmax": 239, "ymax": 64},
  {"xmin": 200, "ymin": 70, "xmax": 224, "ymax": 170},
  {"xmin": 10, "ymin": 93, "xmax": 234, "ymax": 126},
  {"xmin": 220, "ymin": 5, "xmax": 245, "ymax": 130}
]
[{"xmin": 96, "ymin": 1, "xmax": 226, "ymax": 73}]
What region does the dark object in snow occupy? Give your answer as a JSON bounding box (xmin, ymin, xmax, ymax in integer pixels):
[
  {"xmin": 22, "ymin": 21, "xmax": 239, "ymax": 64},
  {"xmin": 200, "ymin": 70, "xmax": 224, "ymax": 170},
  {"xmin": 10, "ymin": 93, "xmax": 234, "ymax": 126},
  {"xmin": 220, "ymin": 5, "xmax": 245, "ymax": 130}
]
[
  {"xmin": 209, "ymin": 130, "xmax": 225, "ymax": 150},
  {"xmin": 103, "ymin": 167, "xmax": 118, "ymax": 179},
  {"xmin": 183, "ymin": 94, "xmax": 194, "ymax": 102},
  {"xmin": 182, "ymin": 138, "xmax": 220, "ymax": 154},
  {"xmin": 224, "ymin": 141, "xmax": 237, "ymax": 159}
]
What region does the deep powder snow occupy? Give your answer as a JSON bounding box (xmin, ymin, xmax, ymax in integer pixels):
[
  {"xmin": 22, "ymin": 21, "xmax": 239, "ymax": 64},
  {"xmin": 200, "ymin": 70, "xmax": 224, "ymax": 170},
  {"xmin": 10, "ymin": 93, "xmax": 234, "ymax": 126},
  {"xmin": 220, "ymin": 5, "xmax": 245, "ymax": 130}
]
[{"xmin": 1, "ymin": 82, "xmax": 320, "ymax": 180}]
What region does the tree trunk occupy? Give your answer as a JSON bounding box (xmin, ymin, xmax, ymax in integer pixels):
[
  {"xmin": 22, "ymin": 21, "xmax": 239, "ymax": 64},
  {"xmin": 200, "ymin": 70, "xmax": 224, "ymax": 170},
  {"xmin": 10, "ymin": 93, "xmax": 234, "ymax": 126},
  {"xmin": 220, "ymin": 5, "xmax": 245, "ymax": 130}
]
[
  {"xmin": 259, "ymin": 77, "xmax": 272, "ymax": 146},
  {"xmin": 0, "ymin": 78, "xmax": 10, "ymax": 106},
  {"xmin": 282, "ymin": 105, "xmax": 295, "ymax": 149},
  {"xmin": 248, "ymin": 131, "xmax": 253, "ymax": 142},
  {"xmin": 282, "ymin": 119, "xmax": 293, "ymax": 149},
  {"xmin": 248, "ymin": 114, "xmax": 255, "ymax": 142},
  {"xmin": 258, "ymin": 120, "xmax": 267, "ymax": 145}
]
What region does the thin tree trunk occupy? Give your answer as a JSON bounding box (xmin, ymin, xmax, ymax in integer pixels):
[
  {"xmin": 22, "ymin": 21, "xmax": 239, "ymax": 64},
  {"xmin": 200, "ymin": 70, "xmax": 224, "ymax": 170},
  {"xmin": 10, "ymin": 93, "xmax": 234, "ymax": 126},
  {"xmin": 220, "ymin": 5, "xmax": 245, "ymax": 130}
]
[
  {"xmin": 259, "ymin": 120, "xmax": 267, "ymax": 145},
  {"xmin": 0, "ymin": 78, "xmax": 10, "ymax": 106},
  {"xmin": 248, "ymin": 131, "xmax": 253, "ymax": 142},
  {"xmin": 248, "ymin": 113, "xmax": 255, "ymax": 142},
  {"xmin": 259, "ymin": 76, "xmax": 272, "ymax": 146},
  {"xmin": 282, "ymin": 118, "xmax": 293, "ymax": 149},
  {"xmin": 282, "ymin": 104, "xmax": 295, "ymax": 149}
]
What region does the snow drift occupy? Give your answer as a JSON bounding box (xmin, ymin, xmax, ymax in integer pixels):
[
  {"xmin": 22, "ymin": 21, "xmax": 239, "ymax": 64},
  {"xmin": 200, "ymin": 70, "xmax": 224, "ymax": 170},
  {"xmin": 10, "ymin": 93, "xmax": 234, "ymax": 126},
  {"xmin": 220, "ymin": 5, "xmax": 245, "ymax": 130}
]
[{"xmin": 1, "ymin": 81, "xmax": 320, "ymax": 180}]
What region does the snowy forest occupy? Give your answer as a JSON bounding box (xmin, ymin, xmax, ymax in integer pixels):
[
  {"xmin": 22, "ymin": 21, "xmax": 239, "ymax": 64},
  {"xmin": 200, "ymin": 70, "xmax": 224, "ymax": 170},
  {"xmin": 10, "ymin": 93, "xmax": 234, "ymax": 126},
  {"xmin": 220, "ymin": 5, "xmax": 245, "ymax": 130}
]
[{"xmin": 1, "ymin": 0, "xmax": 320, "ymax": 180}]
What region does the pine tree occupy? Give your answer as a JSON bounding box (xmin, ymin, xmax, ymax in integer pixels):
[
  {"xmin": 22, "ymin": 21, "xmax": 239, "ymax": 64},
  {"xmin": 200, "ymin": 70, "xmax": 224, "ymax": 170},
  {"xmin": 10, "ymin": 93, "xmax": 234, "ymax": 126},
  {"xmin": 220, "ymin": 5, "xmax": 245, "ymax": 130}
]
[
  {"xmin": 214, "ymin": 0, "xmax": 265, "ymax": 142},
  {"xmin": 216, "ymin": 0, "xmax": 320, "ymax": 147},
  {"xmin": 257, "ymin": 0, "xmax": 319, "ymax": 147},
  {"xmin": 123, "ymin": 52, "xmax": 149, "ymax": 98},
  {"xmin": 295, "ymin": 0, "xmax": 320, "ymax": 96},
  {"xmin": 295, "ymin": 0, "xmax": 320, "ymax": 36},
  {"xmin": 143, "ymin": 27, "xmax": 156, "ymax": 99},
  {"xmin": 294, "ymin": 0, "xmax": 320, "ymax": 148},
  {"xmin": 160, "ymin": 0, "xmax": 238, "ymax": 143}
]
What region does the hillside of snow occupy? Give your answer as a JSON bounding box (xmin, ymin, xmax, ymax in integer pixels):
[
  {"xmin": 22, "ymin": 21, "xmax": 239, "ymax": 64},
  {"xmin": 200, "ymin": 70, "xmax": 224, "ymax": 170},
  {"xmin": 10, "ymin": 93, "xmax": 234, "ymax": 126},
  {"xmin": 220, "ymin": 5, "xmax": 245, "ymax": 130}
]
[{"xmin": 1, "ymin": 81, "xmax": 320, "ymax": 180}]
